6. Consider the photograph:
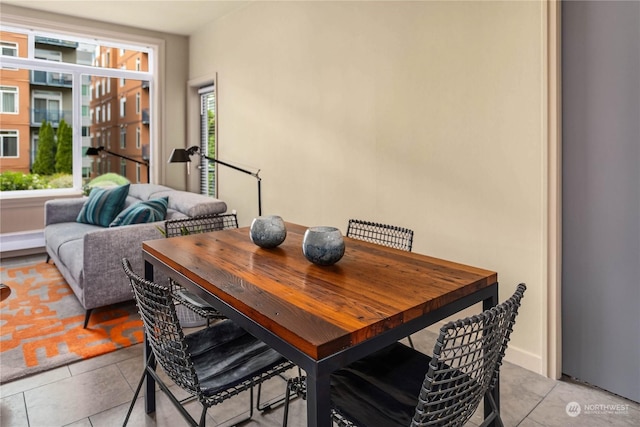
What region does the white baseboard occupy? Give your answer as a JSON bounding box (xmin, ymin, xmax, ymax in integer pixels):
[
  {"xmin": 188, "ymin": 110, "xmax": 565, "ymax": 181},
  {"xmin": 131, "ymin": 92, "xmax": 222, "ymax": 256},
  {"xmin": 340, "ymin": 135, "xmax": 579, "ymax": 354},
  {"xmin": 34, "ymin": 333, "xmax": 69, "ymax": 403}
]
[
  {"xmin": 503, "ymin": 345, "xmax": 544, "ymax": 375},
  {"xmin": 0, "ymin": 230, "xmax": 45, "ymax": 253}
]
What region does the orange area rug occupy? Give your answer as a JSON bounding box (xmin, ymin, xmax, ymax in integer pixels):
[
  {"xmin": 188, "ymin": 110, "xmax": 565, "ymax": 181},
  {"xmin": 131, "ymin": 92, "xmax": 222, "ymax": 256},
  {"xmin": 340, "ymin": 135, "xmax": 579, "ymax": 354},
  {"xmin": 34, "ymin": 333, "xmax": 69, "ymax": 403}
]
[{"xmin": 0, "ymin": 260, "xmax": 143, "ymax": 383}]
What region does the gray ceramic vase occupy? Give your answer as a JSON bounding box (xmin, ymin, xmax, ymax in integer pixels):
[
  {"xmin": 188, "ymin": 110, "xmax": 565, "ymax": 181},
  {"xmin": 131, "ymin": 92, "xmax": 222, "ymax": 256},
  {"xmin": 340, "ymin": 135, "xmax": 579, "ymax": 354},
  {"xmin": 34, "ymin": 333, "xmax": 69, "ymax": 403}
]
[
  {"xmin": 302, "ymin": 226, "xmax": 345, "ymax": 266},
  {"xmin": 250, "ymin": 215, "xmax": 287, "ymax": 248}
]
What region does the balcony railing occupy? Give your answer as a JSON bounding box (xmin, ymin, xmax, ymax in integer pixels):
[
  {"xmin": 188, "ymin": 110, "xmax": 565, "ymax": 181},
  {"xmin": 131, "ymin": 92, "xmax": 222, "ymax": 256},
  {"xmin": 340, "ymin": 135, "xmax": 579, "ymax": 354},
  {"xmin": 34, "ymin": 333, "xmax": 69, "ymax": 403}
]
[
  {"xmin": 31, "ymin": 70, "xmax": 73, "ymax": 87},
  {"xmin": 142, "ymin": 108, "xmax": 150, "ymax": 125},
  {"xmin": 31, "ymin": 109, "xmax": 72, "ymax": 126}
]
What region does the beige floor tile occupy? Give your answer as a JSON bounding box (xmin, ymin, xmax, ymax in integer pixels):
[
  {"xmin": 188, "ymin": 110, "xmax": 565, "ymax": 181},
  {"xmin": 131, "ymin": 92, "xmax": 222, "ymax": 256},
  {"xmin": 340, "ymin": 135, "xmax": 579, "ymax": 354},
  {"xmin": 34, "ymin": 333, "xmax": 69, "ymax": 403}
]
[
  {"xmin": 0, "ymin": 366, "xmax": 71, "ymax": 398},
  {"xmin": 63, "ymin": 418, "xmax": 92, "ymax": 427},
  {"xmin": 527, "ymin": 379, "xmax": 640, "ymax": 427},
  {"xmin": 67, "ymin": 343, "xmax": 143, "ymax": 377},
  {"xmin": 24, "ymin": 364, "xmax": 133, "ymax": 426},
  {"xmin": 0, "ymin": 392, "xmax": 29, "ymax": 427}
]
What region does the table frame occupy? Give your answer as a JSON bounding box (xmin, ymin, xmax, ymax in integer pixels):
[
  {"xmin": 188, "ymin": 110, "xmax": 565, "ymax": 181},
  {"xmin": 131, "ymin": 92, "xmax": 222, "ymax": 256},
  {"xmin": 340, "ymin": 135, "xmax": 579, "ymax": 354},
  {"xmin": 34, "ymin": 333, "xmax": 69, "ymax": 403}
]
[{"xmin": 141, "ymin": 230, "xmax": 499, "ymax": 427}]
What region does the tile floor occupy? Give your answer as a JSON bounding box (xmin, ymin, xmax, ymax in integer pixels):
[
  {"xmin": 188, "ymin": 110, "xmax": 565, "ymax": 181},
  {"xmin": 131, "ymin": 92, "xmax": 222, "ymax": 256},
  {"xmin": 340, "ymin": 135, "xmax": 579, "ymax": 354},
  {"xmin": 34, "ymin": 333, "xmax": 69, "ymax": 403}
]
[{"xmin": 1, "ymin": 256, "xmax": 638, "ymax": 426}]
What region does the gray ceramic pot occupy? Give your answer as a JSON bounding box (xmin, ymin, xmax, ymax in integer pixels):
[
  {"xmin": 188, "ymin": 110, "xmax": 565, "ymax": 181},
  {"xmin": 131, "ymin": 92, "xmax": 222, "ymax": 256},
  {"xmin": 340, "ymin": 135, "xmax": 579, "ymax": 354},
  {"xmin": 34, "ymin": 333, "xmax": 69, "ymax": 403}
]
[
  {"xmin": 250, "ymin": 215, "xmax": 287, "ymax": 248},
  {"xmin": 302, "ymin": 226, "xmax": 345, "ymax": 266}
]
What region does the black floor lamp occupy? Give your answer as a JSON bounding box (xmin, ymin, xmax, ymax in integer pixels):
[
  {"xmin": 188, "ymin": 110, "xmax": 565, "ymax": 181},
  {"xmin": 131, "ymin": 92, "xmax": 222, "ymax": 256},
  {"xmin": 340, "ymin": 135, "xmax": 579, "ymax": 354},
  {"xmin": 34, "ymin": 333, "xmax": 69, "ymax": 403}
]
[
  {"xmin": 168, "ymin": 146, "xmax": 262, "ymax": 216},
  {"xmin": 86, "ymin": 146, "xmax": 150, "ymax": 182}
]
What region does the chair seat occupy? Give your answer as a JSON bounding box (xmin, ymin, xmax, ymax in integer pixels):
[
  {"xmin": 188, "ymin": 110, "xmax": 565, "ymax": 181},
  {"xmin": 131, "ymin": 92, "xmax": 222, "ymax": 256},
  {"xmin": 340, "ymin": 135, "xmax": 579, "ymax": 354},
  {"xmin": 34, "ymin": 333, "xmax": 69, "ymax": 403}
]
[
  {"xmin": 331, "ymin": 343, "xmax": 429, "ymax": 427},
  {"xmin": 186, "ymin": 320, "xmax": 290, "ymax": 397},
  {"xmin": 177, "ymin": 288, "xmax": 215, "ymax": 310}
]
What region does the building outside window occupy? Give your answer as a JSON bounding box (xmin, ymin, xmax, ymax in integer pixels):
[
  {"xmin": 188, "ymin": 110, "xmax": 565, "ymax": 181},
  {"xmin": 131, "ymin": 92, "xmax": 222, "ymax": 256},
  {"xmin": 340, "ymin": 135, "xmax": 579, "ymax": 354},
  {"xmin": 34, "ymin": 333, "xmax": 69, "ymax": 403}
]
[{"xmin": 0, "ymin": 26, "xmax": 154, "ymax": 191}]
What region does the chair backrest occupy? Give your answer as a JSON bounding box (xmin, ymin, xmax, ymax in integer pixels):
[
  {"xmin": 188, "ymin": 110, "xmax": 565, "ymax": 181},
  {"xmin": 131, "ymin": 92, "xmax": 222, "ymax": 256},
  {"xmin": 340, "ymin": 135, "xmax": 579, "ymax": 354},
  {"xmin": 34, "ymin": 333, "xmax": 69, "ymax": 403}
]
[
  {"xmin": 412, "ymin": 284, "xmax": 526, "ymax": 427},
  {"xmin": 164, "ymin": 213, "xmax": 238, "ymax": 238},
  {"xmin": 121, "ymin": 258, "xmax": 201, "ymax": 396},
  {"xmin": 346, "ymin": 219, "xmax": 414, "ymax": 252}
]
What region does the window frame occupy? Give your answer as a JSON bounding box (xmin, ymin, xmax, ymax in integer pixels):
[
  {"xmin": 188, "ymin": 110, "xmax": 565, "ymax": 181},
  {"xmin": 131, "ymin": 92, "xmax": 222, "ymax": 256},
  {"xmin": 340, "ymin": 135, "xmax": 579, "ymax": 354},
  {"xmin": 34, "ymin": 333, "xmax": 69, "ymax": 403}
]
[
  {"xmin": 0, "ymin": 22, "xmax": 158, "ymax": 196},
  {"xmin": 0, "ymin": 85, "xmax": 19, "ymax": 114},
  {"xmin": 0, "ymin": 129, "xmax": 19, "ymax": 158}
]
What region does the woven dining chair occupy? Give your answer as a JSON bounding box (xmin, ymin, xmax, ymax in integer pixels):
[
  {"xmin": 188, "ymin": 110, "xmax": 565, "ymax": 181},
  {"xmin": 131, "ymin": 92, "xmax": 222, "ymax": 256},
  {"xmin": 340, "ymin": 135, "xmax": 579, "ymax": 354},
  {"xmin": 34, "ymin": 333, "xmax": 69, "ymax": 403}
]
[
  {"xmin": 164, "ymin": 213, "xmax": 238, "ymax": 326},
  {"xmin": 121, "ymin": 258, "xmax": 294, "ymax": 427},
  {"xmin": 329, "ymin": 283, "xmax": 526, "ymax": 427},
  {"xmin": 347, "ymin": 218, "xmax": 415, "ymax": 348},
  {"xmin": 346, "ymin": 218, "xmax": 414, "ymax": 252}
]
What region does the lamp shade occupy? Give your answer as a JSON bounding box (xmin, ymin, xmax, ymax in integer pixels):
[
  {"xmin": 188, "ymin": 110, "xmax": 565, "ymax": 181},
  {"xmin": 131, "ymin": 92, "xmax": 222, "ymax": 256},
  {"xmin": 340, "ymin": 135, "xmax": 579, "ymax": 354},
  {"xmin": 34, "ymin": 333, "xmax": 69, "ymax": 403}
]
[
  {"xmin": 168, "ymin": 148, "xmax": 192, "ymax": 163},
  {"xmin": 86, "ymin": 146, "xmax": 104, "ymax": 156}
]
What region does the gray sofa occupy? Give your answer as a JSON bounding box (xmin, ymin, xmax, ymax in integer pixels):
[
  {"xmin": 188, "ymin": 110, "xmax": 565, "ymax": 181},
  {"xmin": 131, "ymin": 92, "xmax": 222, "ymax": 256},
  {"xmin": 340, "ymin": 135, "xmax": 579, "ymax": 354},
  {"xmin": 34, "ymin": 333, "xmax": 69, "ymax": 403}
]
[{"xmin": 44, "ymin": 184, "xmax": 227, "ymax": 327}]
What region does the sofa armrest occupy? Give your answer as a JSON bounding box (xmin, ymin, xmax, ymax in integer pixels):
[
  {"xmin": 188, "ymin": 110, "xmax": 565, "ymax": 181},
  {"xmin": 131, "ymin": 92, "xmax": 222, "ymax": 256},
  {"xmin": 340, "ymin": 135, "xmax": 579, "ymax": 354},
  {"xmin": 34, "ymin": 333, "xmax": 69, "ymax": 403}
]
[
  {"xmin": 45, "ymin": 198, "xmax": 86, "ymax": 226},
  {"xmin": 80, "ymin": 222, "xmax": 166, "ymax": 309}
]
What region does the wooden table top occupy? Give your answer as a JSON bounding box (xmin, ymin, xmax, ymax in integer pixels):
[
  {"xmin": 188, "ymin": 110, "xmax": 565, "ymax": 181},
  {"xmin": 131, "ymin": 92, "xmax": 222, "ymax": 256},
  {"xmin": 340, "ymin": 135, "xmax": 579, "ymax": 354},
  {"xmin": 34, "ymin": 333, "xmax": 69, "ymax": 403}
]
[{"xmin": 142, "ymin": 222, "xmax": 497, "ymax": 360}]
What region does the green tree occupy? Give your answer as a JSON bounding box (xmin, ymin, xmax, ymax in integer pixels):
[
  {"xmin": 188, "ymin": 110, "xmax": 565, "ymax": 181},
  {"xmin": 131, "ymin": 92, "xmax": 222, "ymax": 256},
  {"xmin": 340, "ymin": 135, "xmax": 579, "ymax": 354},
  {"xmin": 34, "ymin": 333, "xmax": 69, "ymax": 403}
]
[
  {"xmin": 208, "ymin": 109, "xmax": 216, "ymax": 157},
  {"xmin": 55, "ymin": 119, "xmax": 73, "ymax": 174},
  {"xmin": 32, "ymin": 121, "xmax": 56, "ymax": 175}
]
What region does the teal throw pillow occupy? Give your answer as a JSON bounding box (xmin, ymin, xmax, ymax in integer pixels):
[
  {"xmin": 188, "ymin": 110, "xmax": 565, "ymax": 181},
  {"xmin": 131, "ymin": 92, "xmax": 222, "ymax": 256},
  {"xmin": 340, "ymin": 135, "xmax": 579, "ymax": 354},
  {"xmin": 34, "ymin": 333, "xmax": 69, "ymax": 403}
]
[
  {"xmin": 76, "ymin": 184, "xmax": 130, "ymax": 227},
  {"xmin": 110, "ymin": 197, "xmax": 169, "ymax": 227}
]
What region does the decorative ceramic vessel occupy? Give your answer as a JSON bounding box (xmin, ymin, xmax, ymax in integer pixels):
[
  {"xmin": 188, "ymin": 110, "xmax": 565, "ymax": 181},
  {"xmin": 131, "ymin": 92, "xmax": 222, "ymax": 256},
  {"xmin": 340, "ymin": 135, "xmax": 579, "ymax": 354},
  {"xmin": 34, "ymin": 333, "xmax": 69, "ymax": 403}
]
[
  {"xmin": 302, "ymin": 226, "xmax": 345, "ymax": 266},
  {"xmin": 250, "ymin": 215, "xmax": 287, "ymax": 248}
]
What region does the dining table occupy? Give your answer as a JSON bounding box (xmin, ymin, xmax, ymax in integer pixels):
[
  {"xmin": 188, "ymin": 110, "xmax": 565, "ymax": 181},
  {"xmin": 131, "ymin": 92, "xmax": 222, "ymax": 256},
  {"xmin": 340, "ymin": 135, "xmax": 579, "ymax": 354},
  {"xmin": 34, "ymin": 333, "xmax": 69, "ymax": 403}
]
[{"xmin": 141, "ymin": 222, "xmax": 499, "ymax": 427}]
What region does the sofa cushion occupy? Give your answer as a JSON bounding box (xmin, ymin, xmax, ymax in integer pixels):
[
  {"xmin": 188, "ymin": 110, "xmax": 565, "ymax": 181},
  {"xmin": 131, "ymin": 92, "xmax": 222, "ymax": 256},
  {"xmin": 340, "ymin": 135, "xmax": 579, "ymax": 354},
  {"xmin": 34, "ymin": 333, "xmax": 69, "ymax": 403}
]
[
  {"xmin": 127, "ymin": 183, "xmax": 172, "ymax": 201},
  {"xmin": 77, "ymin": 184, "xmax": 130, "ymax": 227},
  {"xmin": 45, "ymin": 222, "xmax": 101, "ymax": 259},
  {"xmin": 152, "ymin": 190, "xmax": 226, "ymax": 217},
  {"xmin": 110, "ymin": 197, "xmax": 169, "ymax": 227},
  {"xmin": 57, "ymin": 239, "xmax": 84, "ymax": 290}
]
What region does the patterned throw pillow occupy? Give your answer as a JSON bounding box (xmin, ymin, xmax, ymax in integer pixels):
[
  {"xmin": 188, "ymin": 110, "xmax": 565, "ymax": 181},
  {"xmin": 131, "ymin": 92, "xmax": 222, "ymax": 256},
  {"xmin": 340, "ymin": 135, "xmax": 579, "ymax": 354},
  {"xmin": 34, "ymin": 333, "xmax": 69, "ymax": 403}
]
[
  {"xmin": 76, "ymin": 184, "xmax": 130, "ymax": 227},
  {"xmin": 109, "ymin": 197, "xmax": 169, "ymax": 227}
]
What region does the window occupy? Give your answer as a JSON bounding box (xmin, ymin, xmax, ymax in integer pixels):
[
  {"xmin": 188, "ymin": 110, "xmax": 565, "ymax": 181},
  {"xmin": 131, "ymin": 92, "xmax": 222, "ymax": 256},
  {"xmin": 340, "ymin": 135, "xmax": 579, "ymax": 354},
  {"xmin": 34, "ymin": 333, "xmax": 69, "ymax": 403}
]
[
  {"xmin": 136, "ymin": 92, "xmax": 140, "ymax": 114},
  {"xmin": 0, "ymin": 130, "xmax": 18, "ymax": 157},
  {"xmin": 120, "ymin": 127, "xmax": 126, "ymax": 149},
  {"xmin": 1, "ymin": 41, "xmax": 17, "ymax": 57},
  {"xmin": 199, "ymin": 85, "xmax": 216, "ymax": 197},
  {"xmin": 35, "ymin": 48, "xmax": 61, "ymax": 62},
  {"xmin": 1, "ymin": 41, "xmax": 18, "ymax": 70},
  {"xmin": 0, "ymin": 86, "xmax": 18, "ymax": 113},
  {"xmin": 0, "ymin": 25, "xmax": 155, "ymax": 192},
  {"xmin": 32, "ymin": 91, "xmax": 61, "ymax": 124}
]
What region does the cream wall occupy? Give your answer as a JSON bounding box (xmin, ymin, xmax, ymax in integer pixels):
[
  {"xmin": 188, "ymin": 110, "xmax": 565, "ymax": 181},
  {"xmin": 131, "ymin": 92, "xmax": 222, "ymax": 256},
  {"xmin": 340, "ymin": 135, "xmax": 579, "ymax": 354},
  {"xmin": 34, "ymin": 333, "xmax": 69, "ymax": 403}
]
[{"xmin": 190, "ymin": 1, "xmax": 550, "ymax": 374}]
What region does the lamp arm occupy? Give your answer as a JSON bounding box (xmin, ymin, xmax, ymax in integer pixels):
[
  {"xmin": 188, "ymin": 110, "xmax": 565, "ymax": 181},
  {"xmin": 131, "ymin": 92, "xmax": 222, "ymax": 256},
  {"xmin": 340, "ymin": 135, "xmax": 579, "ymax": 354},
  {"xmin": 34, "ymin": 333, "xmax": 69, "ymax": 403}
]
[
  {"xmin": 183, "ymin": 145, "xmax": 262, "ymax": 215},
  {"xmin": 200, "ymin": 154, "xmax": 261, "ymax": 180},
  {"xmin": 102, "ymin": 149, "xmax": 148, "ymax": 166}
]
